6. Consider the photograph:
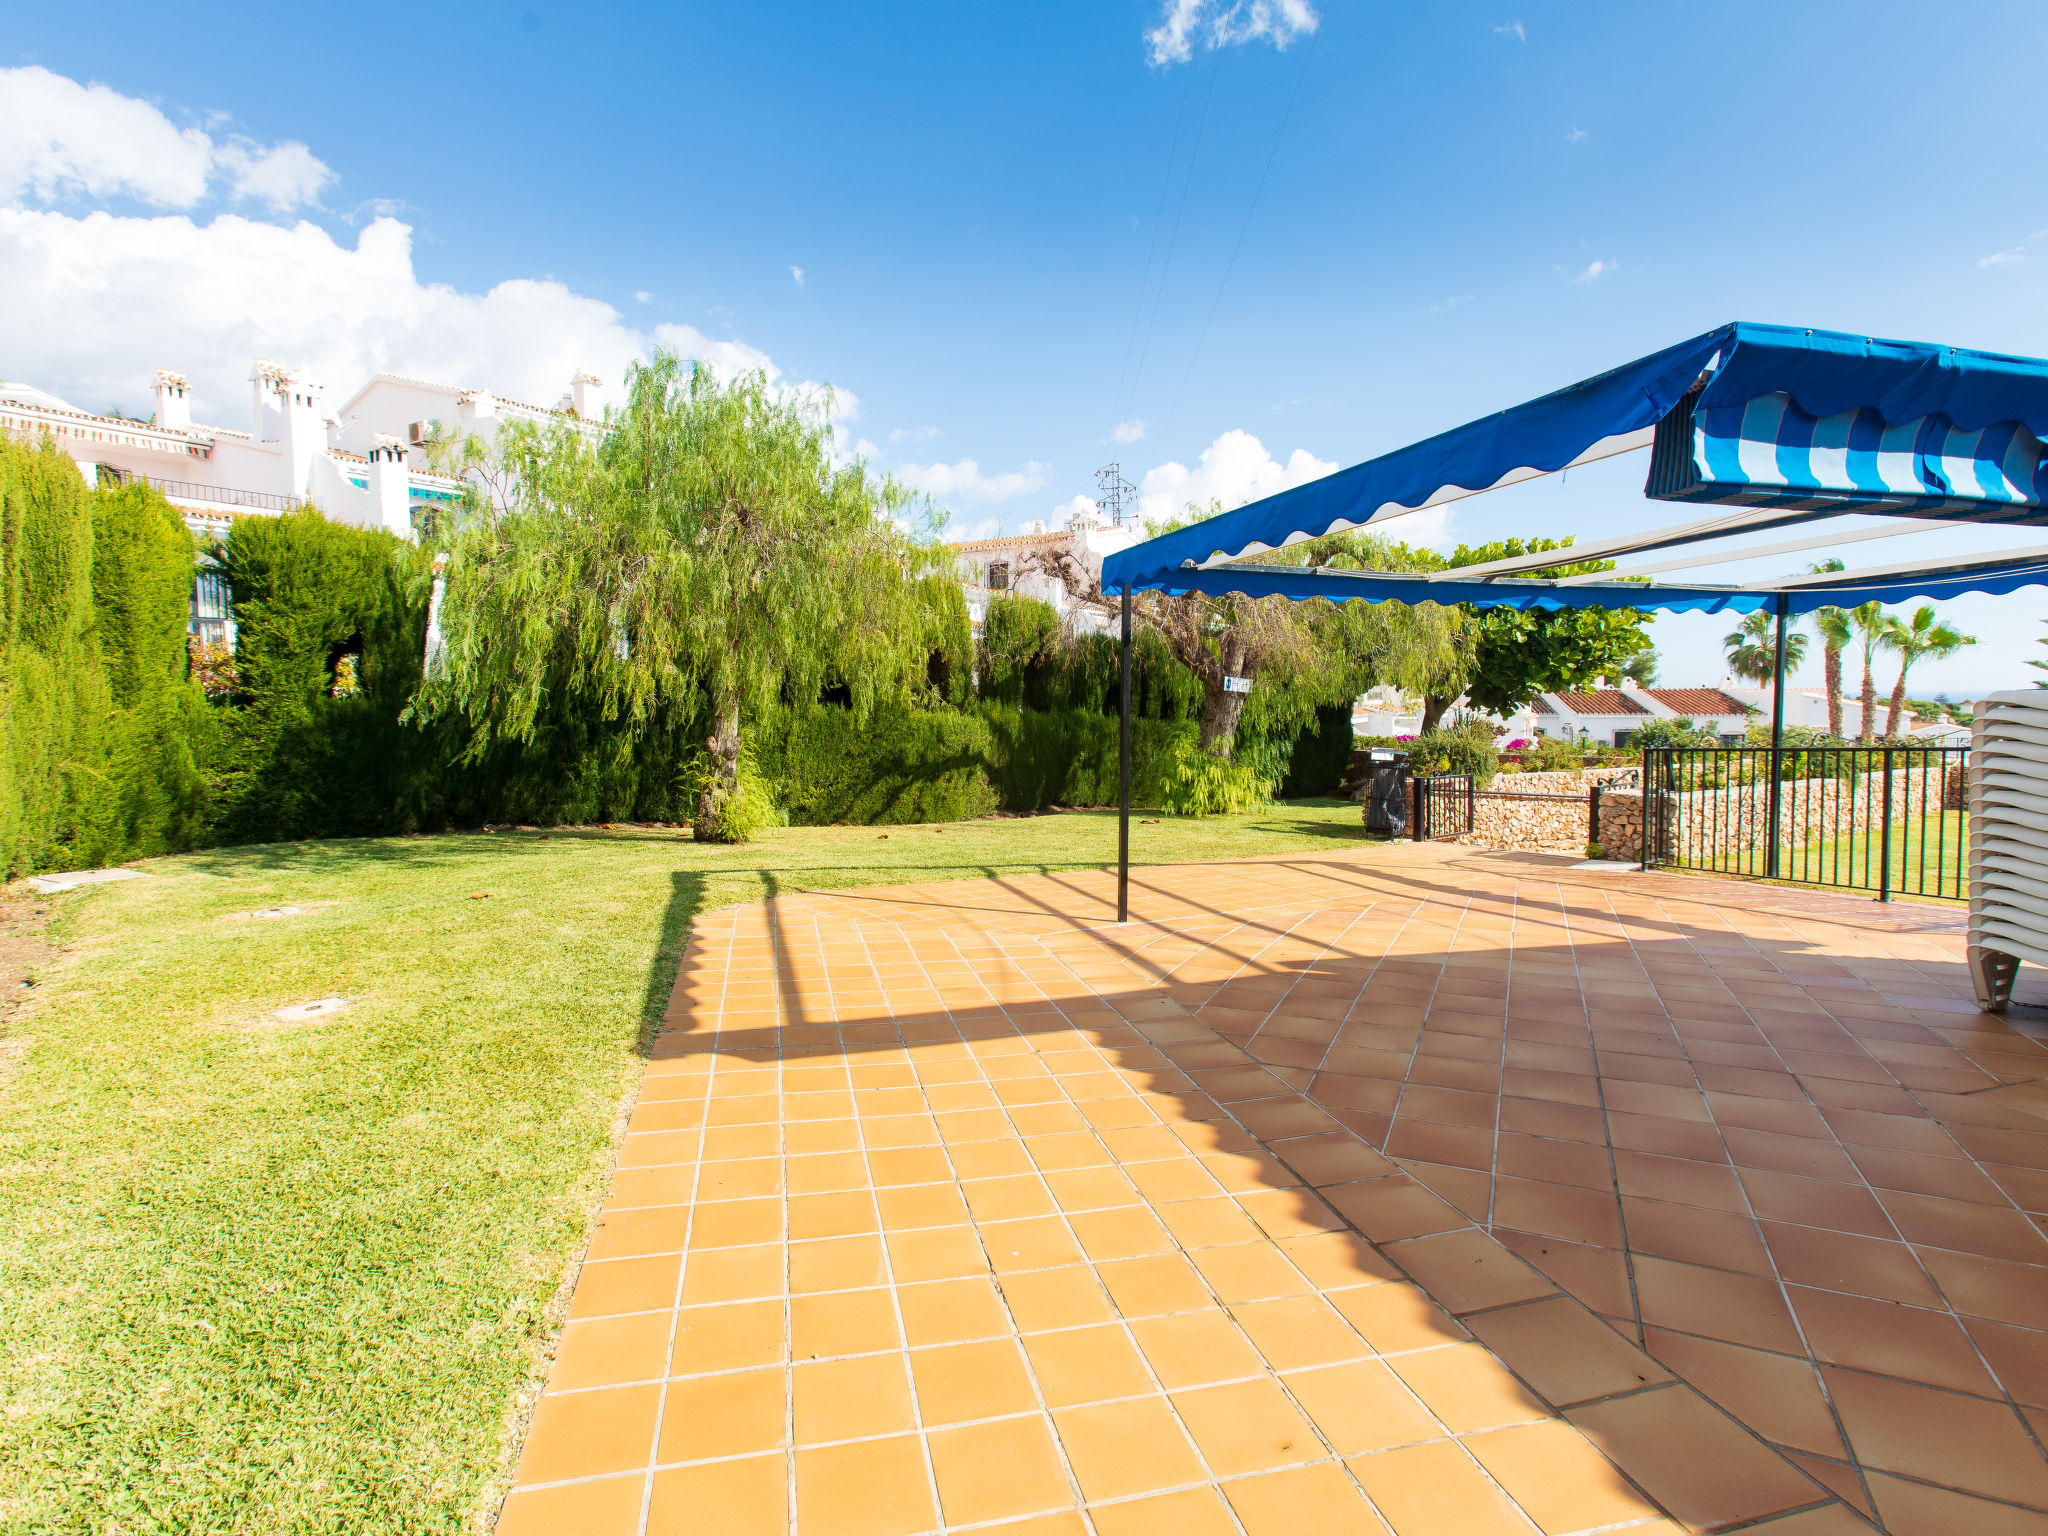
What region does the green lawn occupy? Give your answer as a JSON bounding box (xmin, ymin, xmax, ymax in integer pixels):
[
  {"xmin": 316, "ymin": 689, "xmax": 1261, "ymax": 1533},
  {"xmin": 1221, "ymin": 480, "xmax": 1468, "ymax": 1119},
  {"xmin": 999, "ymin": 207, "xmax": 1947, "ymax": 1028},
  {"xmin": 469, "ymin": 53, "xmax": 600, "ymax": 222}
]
[
  {"xmin": 1789, "ymin": 808, "xmax": 1968, "ymax": 900},
  {"xmin": 1663, "ymin": 807, "xmax": 1968, "ymax": 903},
  {"xmin": 0, "ymin": 802, "xmax": 1369, "ymax": 1535}
]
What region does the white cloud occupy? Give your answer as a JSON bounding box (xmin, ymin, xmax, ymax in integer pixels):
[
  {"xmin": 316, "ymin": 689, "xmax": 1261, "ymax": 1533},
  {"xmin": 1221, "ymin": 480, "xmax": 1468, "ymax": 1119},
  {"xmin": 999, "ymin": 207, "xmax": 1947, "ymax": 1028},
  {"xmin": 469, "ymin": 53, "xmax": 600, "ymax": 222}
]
[
  {"xmin": 1146, "ymin": 0, "xmax": 1319, "ymax": 66},
  {"xmin": 889, "ymin": 425, "xmax": 941, "ymax": 444},
  {"xmin": 789, "ymin": 264, "xmax": 805, "ymax": 286},
  {"xmin": 0, "ymin": 65, "xmax": 331, "ymax": 212},
  {"xmin": 895, "ymin": 458, "xmax": 1050, "ymax": 503},
  {"xmin": 1493, "ymin": 20, "xmax": 1527, "ymax": 40},
  {"xmin": 0, "ymin": 70, "xmax": 858, "ymax": 463},
  {"xmin": 212, "ymin": 139, "xmax": 332, "ymax": 213},
  {"xmin": 1566, "ymin": 126, "xmax": 1587, "ymax": 144},
  {"xmin": 0, "ymin": 206, "xmax": 848, "ymax": 431},
  {"xmin": 1112, "ymin": 418, "xmax": 1147, "ymax": 445},
  {"xmin": 634, "ymin": 289, "xmax": 652, "ymax": 303},
  {"xmin": 1427, "ymin": 294, "xmax": 1475, "ymax": 315},
  {"xmin": 1138, "ymin": 428, "xmax": 1335, "ymax": 524},
  {"xmin": 937, "ymin": 514, "xmax": 1002, "ymax": 543},
  {"xmin": 1569, "ymin": 258, "xmax": 1617, "ymax": 285},
  {"xmin": 1980, "ymin": 248, "xmax": 2026, "ymax": 268}
]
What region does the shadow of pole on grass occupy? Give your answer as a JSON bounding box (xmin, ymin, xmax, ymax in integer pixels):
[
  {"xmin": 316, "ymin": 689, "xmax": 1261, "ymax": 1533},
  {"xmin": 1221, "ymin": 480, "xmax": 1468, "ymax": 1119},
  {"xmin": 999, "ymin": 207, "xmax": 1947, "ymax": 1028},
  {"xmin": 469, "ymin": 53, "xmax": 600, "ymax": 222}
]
[{"xmin": 633, "ymin": 869, "xmax": 707, "ymax": 1056}]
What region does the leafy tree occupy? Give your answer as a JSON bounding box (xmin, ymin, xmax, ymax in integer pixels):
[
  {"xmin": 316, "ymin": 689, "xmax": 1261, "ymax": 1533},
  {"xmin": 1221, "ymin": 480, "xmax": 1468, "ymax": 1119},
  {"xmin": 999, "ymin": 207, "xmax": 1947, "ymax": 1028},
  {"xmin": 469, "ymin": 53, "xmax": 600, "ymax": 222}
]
[
  {"xmin": 1413, "ymin": 538, "xmax": 1651, "ymax": 729},
  {"xmin": 1881, "ymin": 606, "xmax": 1975, "ymax": 736},
  {"xmin": 1015, "ymin": 509, "xmax": 1419, "ymax": 765},
  {"xmin": 1616, "ymin": 649, "xmax": 1659, "ymax": 687},
  {"xmin": 417, "ymin": 354, "xmax": 956, "ymax": 841},
  {"xmin": 1722, "ymin": 610, "xmax": 1809, "ymax": 684}
]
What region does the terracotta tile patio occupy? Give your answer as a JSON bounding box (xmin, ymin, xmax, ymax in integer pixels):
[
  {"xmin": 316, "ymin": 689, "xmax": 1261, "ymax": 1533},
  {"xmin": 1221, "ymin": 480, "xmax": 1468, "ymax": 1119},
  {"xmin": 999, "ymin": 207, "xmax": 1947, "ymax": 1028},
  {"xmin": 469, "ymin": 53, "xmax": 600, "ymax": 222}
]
[{"xmin": 498, "ymin": 841, "xmax": 2048, "ymax": 1535}]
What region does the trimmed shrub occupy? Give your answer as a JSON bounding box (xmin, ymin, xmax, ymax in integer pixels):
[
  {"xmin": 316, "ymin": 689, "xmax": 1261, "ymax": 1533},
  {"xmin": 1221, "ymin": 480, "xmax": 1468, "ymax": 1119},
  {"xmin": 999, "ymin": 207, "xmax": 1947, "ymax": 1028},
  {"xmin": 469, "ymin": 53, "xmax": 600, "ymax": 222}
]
[
  {"xmin": 756, "ymin": 704, "xmax": 1000, "ymax": 825},
  {"xmin": 210, "ymin": 509, "xmax": 438, "ymax": 841},
  {"xmin": 91, "ymin": 484, "xmax": 211, "ymax": 857},
  {"xmin": 976, "ymin": 704, "xmax": 1190, "ymax": 812},
  {"xmin": 1408, "ymin": 719, "xmax": 1499, "ymax": 787}
]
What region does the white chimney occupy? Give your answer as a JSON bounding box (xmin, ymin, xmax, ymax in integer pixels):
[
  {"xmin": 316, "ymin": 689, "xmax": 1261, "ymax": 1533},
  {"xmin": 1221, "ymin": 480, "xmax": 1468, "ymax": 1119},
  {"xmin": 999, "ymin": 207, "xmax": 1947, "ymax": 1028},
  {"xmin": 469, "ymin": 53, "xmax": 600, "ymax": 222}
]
[
  {"xmin": 250, "ymin": 358, "xmax": 287, "ymax": 440},
  {"xmin": 277, "ymin": 367, "xmax": 327, "ymax": 500},
  {"xmin": 153, "ymin": 369, "xmax": 191, "ymax": 432},
  {"xmin": 367, "ymin": 435, "xmax": 412, "ymax": 536},
  {"xmin": 570, "ymin": 371, "xmax": 603, "ymax": 420},
  {"xmin": 458, "ymin": 389, "xmax": 497, "ymax": 430}
]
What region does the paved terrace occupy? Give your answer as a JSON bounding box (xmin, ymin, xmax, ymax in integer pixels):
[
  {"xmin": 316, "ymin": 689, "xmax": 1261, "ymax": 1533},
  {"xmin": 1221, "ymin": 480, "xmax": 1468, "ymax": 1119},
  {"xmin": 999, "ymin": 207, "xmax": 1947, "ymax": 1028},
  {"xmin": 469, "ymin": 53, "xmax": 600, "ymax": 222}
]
[{"xmin": 499, "ymin": 842, "xmax": 2048, "ymax": 1536}]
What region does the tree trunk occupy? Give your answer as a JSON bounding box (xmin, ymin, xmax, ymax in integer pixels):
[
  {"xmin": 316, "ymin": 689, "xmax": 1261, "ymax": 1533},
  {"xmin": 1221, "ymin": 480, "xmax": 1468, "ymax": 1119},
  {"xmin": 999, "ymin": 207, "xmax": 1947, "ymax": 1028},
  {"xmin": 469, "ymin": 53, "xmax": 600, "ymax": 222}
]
[
  {"xmin": 1195, "ymin": 639, "xmax": 1249, "ymax": 757},
  {"xmin": 1196, "ymin": 684, "xmax": 1247, "ymax": 757},
  {"xmin": 1886, "ymin": 666, "xmax": 1909, "ymax": 739},
  {"xmin": 1859, "ymin": 654, "xmax": 1877, "ymax": 743},
  {"xmin": 695, "ymin": 694, "xmax": 743, "ymax": 842},
  {"xmin": 1419, "ymin": 694, "xmax": 1454, "ymax": 734},
  {"xmin": 1824, "ymin": 644, "xmax": 1843, "ymax": 738}
]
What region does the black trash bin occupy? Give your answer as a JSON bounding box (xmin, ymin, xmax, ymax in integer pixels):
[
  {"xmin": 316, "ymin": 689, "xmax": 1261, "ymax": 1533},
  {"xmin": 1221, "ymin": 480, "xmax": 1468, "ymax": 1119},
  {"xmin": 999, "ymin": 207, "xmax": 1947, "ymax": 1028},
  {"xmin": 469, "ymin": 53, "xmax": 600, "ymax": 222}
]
[{"xmin": 1364, "ymin": 749, "xmax": 1410, "ymax": 837}]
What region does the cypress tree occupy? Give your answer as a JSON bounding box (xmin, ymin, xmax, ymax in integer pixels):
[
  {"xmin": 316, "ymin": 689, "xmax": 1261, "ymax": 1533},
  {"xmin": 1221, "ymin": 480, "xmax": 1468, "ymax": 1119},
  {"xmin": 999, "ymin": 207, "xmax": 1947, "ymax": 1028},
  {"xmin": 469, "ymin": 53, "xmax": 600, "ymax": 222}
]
[
  {"xmin": 0, "ymin": 438, "xmax": 111, "ymax": 875},
  {"xmin": 92, "ymin": 482, "xmax": 211, "ymax": 856}
]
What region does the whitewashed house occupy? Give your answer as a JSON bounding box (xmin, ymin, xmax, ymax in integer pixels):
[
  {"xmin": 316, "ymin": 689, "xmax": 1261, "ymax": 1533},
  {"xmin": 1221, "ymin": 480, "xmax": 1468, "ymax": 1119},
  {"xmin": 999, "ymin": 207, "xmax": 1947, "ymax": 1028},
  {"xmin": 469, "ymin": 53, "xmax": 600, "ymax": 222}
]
[
  {"xmin": 0, "ymin": 361, "xmax": 611, "ymax": 540},
  {"xmin": 949, "ymin": 507, "xmax": 1140, "ymax": 641}
]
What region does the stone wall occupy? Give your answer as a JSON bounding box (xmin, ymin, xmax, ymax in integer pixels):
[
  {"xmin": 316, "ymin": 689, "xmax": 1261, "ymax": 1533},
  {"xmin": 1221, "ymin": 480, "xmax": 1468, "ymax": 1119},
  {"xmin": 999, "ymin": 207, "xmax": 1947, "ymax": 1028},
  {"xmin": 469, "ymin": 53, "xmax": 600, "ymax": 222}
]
[{"xmin": 1469, "ymin": 790, "xmax": 1594, "ymax": 852}]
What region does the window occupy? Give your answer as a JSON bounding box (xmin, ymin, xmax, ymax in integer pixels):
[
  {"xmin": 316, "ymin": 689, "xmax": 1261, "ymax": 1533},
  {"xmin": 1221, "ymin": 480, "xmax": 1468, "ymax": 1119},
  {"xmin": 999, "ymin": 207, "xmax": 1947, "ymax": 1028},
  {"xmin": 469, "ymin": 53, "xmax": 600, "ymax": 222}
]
[
  {"xmin": 190, "ymin": 570, "xmax": 232, "ymax": 646},
  {"xmin": 987, "ymin": 561, "xmax": 1010, "ymax": 591},
  {"xmin": 1613, "ymin": 730, "xmax": 1636, "ymax": 748}
]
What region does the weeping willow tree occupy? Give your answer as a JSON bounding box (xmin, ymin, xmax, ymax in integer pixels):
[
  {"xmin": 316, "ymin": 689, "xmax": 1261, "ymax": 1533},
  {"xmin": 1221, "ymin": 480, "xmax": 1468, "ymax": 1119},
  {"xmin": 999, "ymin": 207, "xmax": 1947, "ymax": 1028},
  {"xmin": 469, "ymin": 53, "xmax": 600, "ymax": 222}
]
[
  {"xmin": 1015, "ymin": 515, "xmax": 1464, "ymax": 761},
  {"xmin": 414, "ymin": 353, "xmax": 957, "ymax": 840}
]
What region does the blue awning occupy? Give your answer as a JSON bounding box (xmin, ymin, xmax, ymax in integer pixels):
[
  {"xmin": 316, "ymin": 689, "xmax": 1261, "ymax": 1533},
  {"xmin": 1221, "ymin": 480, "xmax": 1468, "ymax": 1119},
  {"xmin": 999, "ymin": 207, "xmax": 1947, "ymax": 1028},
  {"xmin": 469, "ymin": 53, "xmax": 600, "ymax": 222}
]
[
  {"xmin": 1132, "ymin": 556, "xmax": 2048, "ymax": 617},
  {"xmin": 1102, "ymin": 322, "xmax": 2048, "ymax": 597}
]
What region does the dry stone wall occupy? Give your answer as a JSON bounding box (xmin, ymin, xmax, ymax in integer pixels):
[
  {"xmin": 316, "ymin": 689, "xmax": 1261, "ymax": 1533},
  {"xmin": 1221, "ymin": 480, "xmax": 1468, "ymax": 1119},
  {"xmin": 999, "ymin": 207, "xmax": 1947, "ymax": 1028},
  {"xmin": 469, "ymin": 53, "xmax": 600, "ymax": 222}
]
[{"xmin": 1454, "ymin": 768, "xmax": 1641, "ymax": 857}]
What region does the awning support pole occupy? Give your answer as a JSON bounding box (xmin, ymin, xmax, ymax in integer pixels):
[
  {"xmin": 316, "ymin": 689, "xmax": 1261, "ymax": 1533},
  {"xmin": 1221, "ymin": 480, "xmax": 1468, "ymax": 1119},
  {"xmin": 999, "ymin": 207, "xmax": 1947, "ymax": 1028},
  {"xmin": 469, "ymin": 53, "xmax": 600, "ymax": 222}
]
[
  {"xmin": 1118, "ymin": 585, "xmax": 1132, "ymax": 924},
  {"xmin": 1764, "ymin": 592, "xmax": 1790, "ymax": 880}
]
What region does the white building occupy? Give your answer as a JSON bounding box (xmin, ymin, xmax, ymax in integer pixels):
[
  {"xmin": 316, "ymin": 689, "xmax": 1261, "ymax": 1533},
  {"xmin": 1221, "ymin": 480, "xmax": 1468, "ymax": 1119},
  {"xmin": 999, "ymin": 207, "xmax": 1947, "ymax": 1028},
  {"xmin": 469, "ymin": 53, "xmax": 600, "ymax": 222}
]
[
  {"xmin": 1497, "ymin": 687, "xmax": 1758, "ymax": 747},
  {"xmin": 948, "ymin": 507, "xmax": 1141, "ymax": 641},
  {"xmin": 0, "ymin": 361, "xmax": 609, "ymax": 541}
]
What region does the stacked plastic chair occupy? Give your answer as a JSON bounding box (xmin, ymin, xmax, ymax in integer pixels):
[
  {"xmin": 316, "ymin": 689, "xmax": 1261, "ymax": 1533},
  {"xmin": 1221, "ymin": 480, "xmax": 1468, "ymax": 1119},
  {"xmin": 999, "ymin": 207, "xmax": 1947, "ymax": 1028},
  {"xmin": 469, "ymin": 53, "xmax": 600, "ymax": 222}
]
[{"xmin": 1968, "ymin": 689, "xmax": 2048, "ymax": 1010}]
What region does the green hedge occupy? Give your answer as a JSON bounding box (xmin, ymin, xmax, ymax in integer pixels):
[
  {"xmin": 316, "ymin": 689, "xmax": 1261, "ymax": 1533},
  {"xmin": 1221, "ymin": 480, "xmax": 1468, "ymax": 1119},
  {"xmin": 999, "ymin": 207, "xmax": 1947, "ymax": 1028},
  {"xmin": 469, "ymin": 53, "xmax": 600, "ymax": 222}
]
[
  {"xmin": 91, "ymin": 485, "xmax": 212, "ymax": 858},
  {"xmin": 1278, "ymin": 704, "xmax": 1354, "ymax": 799},
  {"xmin": 0, "ymin": 438, "xmax": 110, "ymax": 874},
  {"xmin": 756, "ymin": 704, "xmax": 999, "ymax": 825},
  {"xmin": 0, "ymin": 449, "xmax": 1364, "ymax": 865}
]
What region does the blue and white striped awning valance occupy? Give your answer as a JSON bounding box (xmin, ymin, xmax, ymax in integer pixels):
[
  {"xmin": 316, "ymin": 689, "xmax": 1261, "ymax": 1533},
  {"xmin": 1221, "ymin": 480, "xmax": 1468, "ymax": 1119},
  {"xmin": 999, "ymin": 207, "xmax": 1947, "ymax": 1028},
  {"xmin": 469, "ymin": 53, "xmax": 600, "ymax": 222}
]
[{"xmin": 1645, "ymin": 385, "xmax": 2048, "ymax": 522}]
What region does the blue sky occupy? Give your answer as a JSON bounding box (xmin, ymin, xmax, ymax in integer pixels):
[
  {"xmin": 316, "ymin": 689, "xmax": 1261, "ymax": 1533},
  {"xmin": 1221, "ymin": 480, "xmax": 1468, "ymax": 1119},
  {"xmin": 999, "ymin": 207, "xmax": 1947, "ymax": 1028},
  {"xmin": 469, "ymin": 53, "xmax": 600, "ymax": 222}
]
[{"xmin": 5, "ymin": 0, "xmax": 2046, "ymax": 695}]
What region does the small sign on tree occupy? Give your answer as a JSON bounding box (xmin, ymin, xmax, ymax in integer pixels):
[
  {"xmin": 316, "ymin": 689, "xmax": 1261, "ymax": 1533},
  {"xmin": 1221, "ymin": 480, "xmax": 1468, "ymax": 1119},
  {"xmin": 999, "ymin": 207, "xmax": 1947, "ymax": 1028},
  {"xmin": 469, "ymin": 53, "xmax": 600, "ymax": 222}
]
[{"xmin": 1223, "ymin": 675, "xmax": 1252, "ymax": 694}]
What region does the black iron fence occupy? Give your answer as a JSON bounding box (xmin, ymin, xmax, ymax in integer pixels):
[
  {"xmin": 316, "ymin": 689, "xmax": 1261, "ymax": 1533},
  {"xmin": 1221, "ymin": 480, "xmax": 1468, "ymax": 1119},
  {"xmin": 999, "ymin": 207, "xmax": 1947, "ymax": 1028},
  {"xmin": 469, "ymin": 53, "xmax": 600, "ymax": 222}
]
[
  {"xmin": 1412, "ymin": 774, "xmax": 1476, "ymax": 842},
  {"xmin": 1641, "ymin": 744, "xmax": 1968, "ymax": 901}
]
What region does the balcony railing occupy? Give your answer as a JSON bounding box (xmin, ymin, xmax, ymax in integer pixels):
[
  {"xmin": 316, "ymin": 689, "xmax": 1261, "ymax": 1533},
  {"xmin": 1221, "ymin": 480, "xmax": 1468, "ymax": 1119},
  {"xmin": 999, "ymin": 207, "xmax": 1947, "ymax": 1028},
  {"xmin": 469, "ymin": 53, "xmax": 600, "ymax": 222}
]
[{"xmin": 116, "ymin": 474, "xmax": 301, "ymax": 513}]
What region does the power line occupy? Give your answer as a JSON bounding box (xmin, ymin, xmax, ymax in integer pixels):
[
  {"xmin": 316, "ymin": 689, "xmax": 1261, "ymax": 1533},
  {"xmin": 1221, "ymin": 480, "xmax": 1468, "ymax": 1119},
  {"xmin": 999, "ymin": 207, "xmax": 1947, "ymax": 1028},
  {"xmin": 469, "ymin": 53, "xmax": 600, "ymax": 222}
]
[
  {"xmin": 1159, "ymin": 24, "xmax": 1321, "ymax": 442},
  {"xmin": 1120, "ymin": 44, "xmax": 1224, "ymax": 431},
  {"xmin": 1111, "ymin": 62, "xmax": 1198, "ymax": 424}
]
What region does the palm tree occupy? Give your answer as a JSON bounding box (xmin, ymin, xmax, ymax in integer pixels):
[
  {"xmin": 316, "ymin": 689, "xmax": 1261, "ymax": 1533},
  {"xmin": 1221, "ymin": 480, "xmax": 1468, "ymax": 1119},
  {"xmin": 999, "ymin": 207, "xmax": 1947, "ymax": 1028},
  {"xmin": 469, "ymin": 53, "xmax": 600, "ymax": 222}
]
[
  {"xmin": 1850, "ymin": 601, "xmax": 1888, "ymax": 741},
  {"xmin": 1807, "ymin": 559, "xmax": 1849, "ymax": 738},
  {"xmin": 1723, "ymin": 610, "xmax": 1808, "ymax": 684},
  {"xmin": 1882, "ymin": 606, "xmax": 1976, "ymax": 736}
]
